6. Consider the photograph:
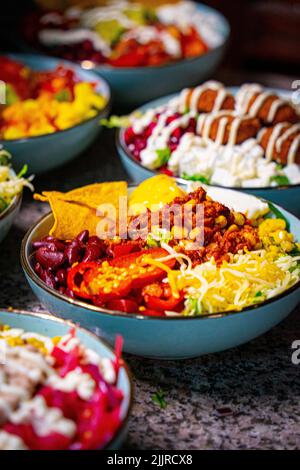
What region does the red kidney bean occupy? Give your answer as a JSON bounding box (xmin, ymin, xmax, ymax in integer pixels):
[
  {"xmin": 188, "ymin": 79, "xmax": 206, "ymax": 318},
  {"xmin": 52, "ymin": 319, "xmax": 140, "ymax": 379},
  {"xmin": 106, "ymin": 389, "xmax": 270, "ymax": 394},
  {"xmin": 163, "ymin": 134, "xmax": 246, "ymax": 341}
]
[
  {"xmin": 56, "ymin": 269, "xmax": 67, "ymax": 286},
  {"xmin": 82, "ymin": 244, "xmax": 103, "ymax": 262},
  {"xmin": 44, "ymin": 270, "xmax": 56, "ymax": 289},
  {"xmin": 65, "ymin": 240, "xmax": 83, "ymax": 265},
  {"xmin": 87, "ymin": 236, "xmax": 103, "ymax": 247},
  {"xmin": 36, "ymin": 247, "xmax": 66, "ymax": 270},
  {"xmin": 32, "ymin": 240, "xmax": 65, "ymax": 251},
  {"xmin": 34, "ymin": 261, "xmax": 45, "ymax": 278},
  {"xmin": 76, "ymin": 230, "xmax": 89, "ymax": 244}
]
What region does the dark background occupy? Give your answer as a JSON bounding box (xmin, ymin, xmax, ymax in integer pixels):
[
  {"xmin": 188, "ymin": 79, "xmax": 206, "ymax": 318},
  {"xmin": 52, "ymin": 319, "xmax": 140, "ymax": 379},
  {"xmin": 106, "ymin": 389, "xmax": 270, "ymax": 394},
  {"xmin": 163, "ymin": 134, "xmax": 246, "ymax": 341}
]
[{"xmin": 1, "ymin": 0, "xmax": 300, "ymax": 78}]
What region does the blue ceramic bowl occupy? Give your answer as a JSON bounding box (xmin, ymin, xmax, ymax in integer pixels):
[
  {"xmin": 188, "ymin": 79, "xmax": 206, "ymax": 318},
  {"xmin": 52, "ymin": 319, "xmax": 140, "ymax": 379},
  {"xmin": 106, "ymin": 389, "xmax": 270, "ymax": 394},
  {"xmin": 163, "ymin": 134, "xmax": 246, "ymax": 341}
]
[
  {"xmin": 0, "ymin": 192, "xmax": 22, "ymax": 243},
  {"xmin": 117, "ymin": 89, "xmax": 300, "ymax": 215},
  {"xmin": 0, "ymin": 54, "xmax": 111, "ymax": 174},
  {"xmin": 21, "ymin": 188, "xmax": 300, "ymax": 359},
  {"xmin": 89, "ymin": 3, "xmax": 230, "ymax": 107},
  {"xmin": 0, "ymin": 308, "xmax": 133, "ymax": 449}
]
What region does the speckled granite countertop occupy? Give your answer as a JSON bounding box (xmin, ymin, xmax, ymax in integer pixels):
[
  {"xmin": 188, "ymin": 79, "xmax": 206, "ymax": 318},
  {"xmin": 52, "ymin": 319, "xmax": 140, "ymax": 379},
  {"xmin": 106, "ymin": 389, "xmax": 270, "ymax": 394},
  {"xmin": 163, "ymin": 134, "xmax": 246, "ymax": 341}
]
[{"xmin": 1, "ymin": 128, "xmax": 300, "ymax": 451}]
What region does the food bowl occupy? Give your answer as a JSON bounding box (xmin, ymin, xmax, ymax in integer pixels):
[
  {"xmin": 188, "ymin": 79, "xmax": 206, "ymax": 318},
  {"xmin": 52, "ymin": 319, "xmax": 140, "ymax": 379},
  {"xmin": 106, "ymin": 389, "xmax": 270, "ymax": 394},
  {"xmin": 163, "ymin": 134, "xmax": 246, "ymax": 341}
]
[
  {"xmin": 0, "ymin": 54, "xmax": 111, "ymax": 174},
  {"xmin": 0, "ymin": 192, "xmax": 22, "ymax": 243},
  {"xmin": 0, "ymin": 308, "xmax": 133, "ymax": 449},
  {"xmin": 21, "ymin": 186, "xmax": 300, "ymax": 359},
  {"xmin": 117, "ymin": 88, "xmax": 300, "ymax": 215},
  {"xmin": 91, "ymin": 3, "xmax": 230, "ymax": 107}
]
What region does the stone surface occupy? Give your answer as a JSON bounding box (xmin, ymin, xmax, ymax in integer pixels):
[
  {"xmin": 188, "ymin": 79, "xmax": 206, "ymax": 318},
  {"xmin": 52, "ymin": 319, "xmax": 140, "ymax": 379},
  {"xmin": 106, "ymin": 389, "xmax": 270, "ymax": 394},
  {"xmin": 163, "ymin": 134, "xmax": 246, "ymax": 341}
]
[{"xmin": 1, "ymin": 129, "xmax": 300, "ymax": 450}]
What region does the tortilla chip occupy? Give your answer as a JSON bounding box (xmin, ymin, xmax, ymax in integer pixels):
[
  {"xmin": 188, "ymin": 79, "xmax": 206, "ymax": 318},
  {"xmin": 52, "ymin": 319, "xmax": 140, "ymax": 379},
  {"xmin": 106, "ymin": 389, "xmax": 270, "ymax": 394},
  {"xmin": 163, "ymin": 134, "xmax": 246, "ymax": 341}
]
[
  {"xmin": 47, "ymin": 195, "xmax": 101, "ymax": 239},
  {"xmin": 34, "ymin": 182, "xmax": 128, "ymax": 240},
  {"xmin": 64, "ymin": 182, "xmax": 127, "ymax": 210}
]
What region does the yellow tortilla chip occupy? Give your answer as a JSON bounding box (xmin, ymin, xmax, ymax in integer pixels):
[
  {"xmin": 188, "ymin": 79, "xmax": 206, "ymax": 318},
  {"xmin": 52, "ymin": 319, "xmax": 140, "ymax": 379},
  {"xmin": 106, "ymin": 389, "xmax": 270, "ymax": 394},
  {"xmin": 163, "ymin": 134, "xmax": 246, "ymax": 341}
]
[
  {"xmin": 34, "ymin": 181, "xmax": 128, "ymax": 240},
  {"xmin": 47, "ymin": 195, "xmax": 101, "ymax": 239},
  {"xmin": 64, "ymin": 182, "xmax": 127, "ymax": 210}
]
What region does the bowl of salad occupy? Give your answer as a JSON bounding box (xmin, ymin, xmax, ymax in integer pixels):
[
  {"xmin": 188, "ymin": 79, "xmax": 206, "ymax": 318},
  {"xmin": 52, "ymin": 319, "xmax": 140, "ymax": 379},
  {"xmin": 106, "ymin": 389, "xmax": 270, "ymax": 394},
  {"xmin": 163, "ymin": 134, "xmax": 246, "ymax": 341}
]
[
  {"xmin": 0, "ymin": 308, "xmax": 133, "ymax": 450},
  {"xmin": 0, "ymin": 54, "xmax": 110, "ymax": 174},
  {"xmin": 21, "ymin": 176, "xmax": 300, "ymax": 359},
  {"xmin": 0, "ymin": 148, "xmax": 33, "ymax": 243},
  {"xmin": 117, "ymin": 81, "xmax": 300, "ymax": 214},
  {"xmin": 22, "ymin": 1, "xmax": 230, "ymax": 107}
]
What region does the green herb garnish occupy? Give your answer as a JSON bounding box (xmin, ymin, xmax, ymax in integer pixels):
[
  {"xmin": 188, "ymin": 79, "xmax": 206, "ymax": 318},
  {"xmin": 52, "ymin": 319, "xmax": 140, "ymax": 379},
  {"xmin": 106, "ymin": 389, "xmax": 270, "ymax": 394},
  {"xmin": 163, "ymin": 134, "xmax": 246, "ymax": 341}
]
[
  {"xmin": 55, "ymin": 89, "xmax": 71, "ymax": 102},
  {"xmin": 155, "ymin": 148, "xmax": 171, "ymax": 167},
  {"xmin": 101, "ymin": 115, "xmax": 130, "ymax": 128},
  {"xmin": 290, "ymin": 247, "xmax": 300, "ymax": 257},
  {"xmin": 270, "ymin": 175, "xmax": 290, "ymax": 186},
  {"xmin": 17, "ymin": 164, "xmax": 28, "ymax": 179},
  {"xmin": 181, "ymin": 172, "xmax": 210, "ymax": 184},
  {"xmin": 151, "ymin": 390, "xmax": 167, "ymax": 410},
  {"xmin": 268, "ymin": 202, "xmax": 290, "ymax": 231}
]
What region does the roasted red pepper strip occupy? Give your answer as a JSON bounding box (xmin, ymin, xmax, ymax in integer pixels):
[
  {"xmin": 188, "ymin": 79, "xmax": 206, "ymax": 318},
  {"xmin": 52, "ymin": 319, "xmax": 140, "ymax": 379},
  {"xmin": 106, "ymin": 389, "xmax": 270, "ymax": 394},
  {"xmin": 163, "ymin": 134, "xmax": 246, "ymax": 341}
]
[
  {"xmin": 143, "ymin": 293, "xmax": 184, "ymax": 312},
  {"xmin": 110, "ymin": 248, "xmax": 176, "ymax": 289},
  {"xmin": 142, "ymin": 283, "xmax": 184, "ymax": 312},
  {"xmin": 67, "ymin": 262, "xmax": 99, "ymax": 299}
]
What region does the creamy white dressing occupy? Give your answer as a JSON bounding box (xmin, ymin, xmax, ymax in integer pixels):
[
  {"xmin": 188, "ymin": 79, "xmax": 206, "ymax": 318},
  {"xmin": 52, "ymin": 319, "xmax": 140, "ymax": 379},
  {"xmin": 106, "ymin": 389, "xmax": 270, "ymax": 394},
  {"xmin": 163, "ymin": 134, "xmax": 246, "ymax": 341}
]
[
  {"xmin": 39, "ymin": 29, "xmax": 111, "ymax": 56},
  {"xmin": 0, "ymin": 430, "xmax": 28, "ymax": 450},
  {"xmin": 84, "ymin": 349, "xmax": 116, "ymax": 384},
  {"xmin": 10, "ymin": 396, "xmax": 76, "ymax": 438},
  {"xmin": 235, "ymin": 83, "xmax": 292, "ymax": 123},
  {"xmin": 123, "ymin": 26, "xmax": 181, "ymax": 57},
  {"xmin": 156, "ymin": 0, "xmax": 224, "ymax": 48},
  {"xmin": 46, "ymin": 367, "xmax": 95, "ymax": 400},
  {"xmin": 258, "ymin": 122, "xmax": 300, "ymax": 164},
  {"xmin": 139, "ymin": 111, "xmax": 196, "ymax": 169}
]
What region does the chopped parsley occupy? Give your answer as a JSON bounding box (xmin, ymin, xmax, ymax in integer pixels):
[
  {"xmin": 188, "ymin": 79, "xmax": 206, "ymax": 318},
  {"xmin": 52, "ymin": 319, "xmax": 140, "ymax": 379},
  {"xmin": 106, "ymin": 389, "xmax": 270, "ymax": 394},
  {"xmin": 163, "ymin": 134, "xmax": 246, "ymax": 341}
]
[{"xmin": 151, "ymin": 390, "xmax": 167, "ymax": 409}]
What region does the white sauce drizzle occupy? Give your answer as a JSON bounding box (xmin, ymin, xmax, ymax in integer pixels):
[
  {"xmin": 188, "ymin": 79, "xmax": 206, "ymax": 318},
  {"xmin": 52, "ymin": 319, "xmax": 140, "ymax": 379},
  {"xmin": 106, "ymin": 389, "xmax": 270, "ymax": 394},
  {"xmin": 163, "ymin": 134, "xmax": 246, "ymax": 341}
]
[
  {"xmin": 276, "ymin": 124, "xmax": 300, "ymax": 152},
  {"xmin": 288, "ymin": 135, "xmax": 300, "ymax": 164},
  {"xmin": 264, "ymin": 123, "xmax": 289, "ymax": 161}
]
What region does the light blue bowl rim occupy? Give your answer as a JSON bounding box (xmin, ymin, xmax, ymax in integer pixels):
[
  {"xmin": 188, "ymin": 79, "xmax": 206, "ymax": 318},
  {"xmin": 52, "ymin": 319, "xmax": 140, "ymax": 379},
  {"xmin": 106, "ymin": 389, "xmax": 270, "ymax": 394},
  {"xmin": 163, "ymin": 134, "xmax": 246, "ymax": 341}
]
[
  {"xmin": 0, "ymin": 307, "xmax": 134, "ymax": 449},
  {"xmin": 117, "ymin": 85, "xmax": 300, "ymax": 191},
  {"xmin": 0, "ymin": 53, "xmax": 111, "ymax": 144},
  {"xmin": 21, "ymin": 206, "xmax": 300, "ymax": 322}
]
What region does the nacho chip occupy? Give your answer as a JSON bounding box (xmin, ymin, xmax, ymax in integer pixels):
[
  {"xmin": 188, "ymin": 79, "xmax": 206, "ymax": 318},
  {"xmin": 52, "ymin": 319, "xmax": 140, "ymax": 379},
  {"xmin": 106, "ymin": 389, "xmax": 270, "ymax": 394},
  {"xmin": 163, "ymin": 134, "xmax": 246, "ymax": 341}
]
[{"xmin": 34, "ymin": 181, "xmax": 128, "ymax": 240}]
